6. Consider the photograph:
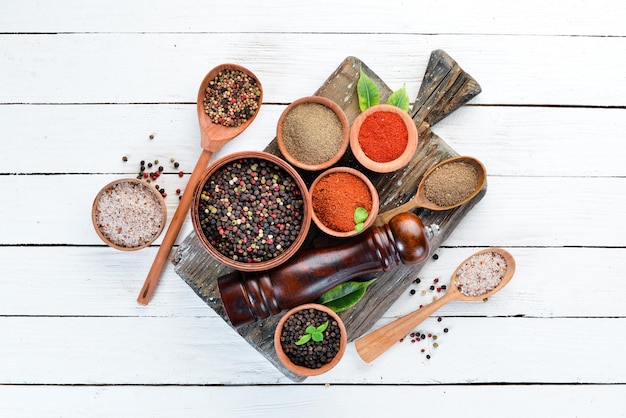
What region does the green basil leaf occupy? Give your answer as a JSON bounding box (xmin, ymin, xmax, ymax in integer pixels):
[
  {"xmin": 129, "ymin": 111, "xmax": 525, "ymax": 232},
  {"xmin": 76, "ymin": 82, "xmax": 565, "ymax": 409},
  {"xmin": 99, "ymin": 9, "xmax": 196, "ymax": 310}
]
[
  {"xmin": 386, "ymin": 83, "xmax": 410, "ymax": 112},
  {"xmin": 318, "ymin": 278, "xmax": 377, "ymax": 312},
  {"xmin": 295, "ymin": 334, "xmax": 311, "ymax": 345},
  {"xmin": 354, "ymin": 222, "xmax": 364, "ymax": 232},
  {"xmin": 357, "ymin": 66, "xmax": 380, "ymax": 111},
  {"xmin": 354, "ymin": 207, "xmax": 369, "ymax": 224},
  {"xmin": 305, "ymin": 325, "xmax": 317, "ymax": 334},
  {"xmin": 317, "ymin": 320, "xmax": 329, "ymax": 333},
  {"xmin": 312, "ymin": 331, "xmax": 324, "ymax": 342}
]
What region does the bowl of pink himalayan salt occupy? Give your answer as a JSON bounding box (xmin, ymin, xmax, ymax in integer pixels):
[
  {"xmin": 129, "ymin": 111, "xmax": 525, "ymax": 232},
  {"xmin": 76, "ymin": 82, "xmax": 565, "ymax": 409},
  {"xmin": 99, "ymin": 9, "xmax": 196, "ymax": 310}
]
[{"xmin": 92, "ymin": 178, "xmax": 168, "ymax": 251}]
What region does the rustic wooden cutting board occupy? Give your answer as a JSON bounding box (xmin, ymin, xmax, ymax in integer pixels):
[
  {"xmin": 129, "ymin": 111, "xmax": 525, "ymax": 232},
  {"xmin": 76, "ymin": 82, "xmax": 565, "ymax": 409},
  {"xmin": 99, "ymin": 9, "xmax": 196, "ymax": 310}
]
[{"xmin": 172, "ymin": 50, "xmax": 483, "ymax": 381}]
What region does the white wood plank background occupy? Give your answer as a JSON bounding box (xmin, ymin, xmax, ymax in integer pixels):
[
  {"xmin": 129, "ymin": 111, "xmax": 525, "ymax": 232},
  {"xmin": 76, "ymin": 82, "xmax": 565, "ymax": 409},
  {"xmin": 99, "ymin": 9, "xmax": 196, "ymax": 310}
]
[{"xmin": 1, "ymin": 1, "xmax": 625, "ymax": 417}]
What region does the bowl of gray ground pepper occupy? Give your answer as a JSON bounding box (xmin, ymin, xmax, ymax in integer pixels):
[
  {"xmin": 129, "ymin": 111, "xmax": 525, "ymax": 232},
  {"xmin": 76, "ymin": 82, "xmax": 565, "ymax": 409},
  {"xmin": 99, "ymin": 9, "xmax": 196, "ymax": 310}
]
[
  {"xmin": 277, "ymin": 96, "xmax": 350, "ymax": 171},
  {"xmin": 191, "ymin": 151, "xmax": 312, "ymax": 272}
]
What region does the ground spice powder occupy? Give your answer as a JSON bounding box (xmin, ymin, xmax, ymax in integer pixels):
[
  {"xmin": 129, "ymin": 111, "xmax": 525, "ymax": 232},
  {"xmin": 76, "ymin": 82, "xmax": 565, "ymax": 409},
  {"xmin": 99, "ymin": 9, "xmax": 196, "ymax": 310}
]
[
  {"xmin": 281, "ymin": 102, "xmax": 344, "ymax": 165},
  {"xmin": 358, "ymin": 111, "xmax": 408, "ymax": 162},
  {"xmin": 312, "ymin": 172, "xmax": 372, "ymax": 232},
  {"xmin": 424, "ymin": 161, "xmax": 478, "ymax": 207}
]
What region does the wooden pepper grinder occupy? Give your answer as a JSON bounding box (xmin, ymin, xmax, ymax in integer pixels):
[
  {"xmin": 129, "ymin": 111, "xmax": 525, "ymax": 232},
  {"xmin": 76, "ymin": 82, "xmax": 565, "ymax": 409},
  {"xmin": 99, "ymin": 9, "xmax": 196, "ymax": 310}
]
[{"xmin": 218, "ymin": 212, "xmax": 439, "ymax": 328}]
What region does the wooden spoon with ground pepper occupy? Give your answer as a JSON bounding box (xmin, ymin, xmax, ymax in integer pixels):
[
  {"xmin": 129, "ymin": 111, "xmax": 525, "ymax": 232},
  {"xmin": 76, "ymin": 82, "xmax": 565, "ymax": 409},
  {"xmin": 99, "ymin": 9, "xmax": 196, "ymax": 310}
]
[
  {"xmin": 137, "ymin": 64, "xmax": 263, "ymax": 305},
  {"xmin": 355, "ymin": 247, "xmax": 516, "ymax": 363},
  {"xmin": 373, "ymin": 155, "xmax": 486, "ymax": 226}
]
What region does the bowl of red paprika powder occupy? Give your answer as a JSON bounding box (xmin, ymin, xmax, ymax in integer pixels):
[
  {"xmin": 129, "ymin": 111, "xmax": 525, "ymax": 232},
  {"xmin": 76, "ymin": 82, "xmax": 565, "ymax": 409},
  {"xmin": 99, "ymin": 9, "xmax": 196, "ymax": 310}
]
[
  {"xmin": 309, "ymin": 167, "xmax": 379, "ymax": 238},
  {"xmin": 350, "ymin": 104, "xmax": 418, "ymax": 173}
]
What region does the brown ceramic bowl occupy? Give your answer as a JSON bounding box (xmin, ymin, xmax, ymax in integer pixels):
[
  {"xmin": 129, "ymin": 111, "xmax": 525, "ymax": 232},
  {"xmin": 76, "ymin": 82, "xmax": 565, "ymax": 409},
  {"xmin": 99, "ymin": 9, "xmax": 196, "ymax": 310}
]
[
  {"xmin": 309, "ymin": 166, "xmax": 379, "ymax": 238},
  {"xmin": 92, "ymin": 178, "xmax": 167, "ymax": 251},
  {"xmin": 191, "ymin": 151, "xmax": 312, "ymax": 272},
  {"xmin": 277, "ymin": 96, "xmax": 350, "ymax": 171},
  {"xmin": 350, "ymin": 104, "xmax": 418, "ymax": 173},
  {"xmin": 274, "ymin": 303, "xmax": 347, "ymax": 377}
]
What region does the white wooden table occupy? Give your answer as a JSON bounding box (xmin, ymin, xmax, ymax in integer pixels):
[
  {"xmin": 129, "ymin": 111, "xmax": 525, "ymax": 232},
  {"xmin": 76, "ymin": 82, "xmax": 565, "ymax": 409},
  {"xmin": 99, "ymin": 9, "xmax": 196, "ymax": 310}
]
[{"xmin": 2, "ymin": 1, "xmax": 625, "ymax": 416}]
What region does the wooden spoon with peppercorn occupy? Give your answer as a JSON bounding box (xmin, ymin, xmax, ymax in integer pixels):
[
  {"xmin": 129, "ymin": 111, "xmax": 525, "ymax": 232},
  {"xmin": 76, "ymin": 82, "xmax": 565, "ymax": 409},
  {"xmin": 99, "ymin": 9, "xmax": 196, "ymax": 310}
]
[
  {"xmin": 373, "ymin": 155, "xmax": 486, "ymax": 226},
  {"xmin": 355, "ymin": 247, "xmax": 516, "ymax": 363},
  {"xmin": 137, "ymin": 63, "xmax": 263, "ymax": 305}
]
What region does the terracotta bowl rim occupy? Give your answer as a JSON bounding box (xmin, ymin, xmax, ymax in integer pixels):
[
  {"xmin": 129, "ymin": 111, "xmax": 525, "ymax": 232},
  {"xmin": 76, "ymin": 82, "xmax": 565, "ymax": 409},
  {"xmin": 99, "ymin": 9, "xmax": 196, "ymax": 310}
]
[
  {"xmin": 191, "ymin": 150, "xmax": 312, "ymax": 272},
  {"xmin": 91, "ymin": 177, "xmax": 168, "ymax": 251},
  {"xmin": 273, "ymin": 303, "xmax": 347, "ymax": 377},
  {"xmin": 349, "ymin": 104, "xmax": 418, "ymax": 173},
  {"xmin": 309, "ymin": 166, "xmax": 380, "ymax": 238},
  {"xmin": 276, "ymin": 95, "xmax": 350, "ymax": 171}
]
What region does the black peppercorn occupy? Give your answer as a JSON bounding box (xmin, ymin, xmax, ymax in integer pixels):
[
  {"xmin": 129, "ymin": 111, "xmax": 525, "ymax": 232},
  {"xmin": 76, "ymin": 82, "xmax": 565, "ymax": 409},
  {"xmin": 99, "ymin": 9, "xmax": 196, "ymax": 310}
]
[{"xmin": 197, "ymin": 157, "xmax": 305, "ymax": 264}]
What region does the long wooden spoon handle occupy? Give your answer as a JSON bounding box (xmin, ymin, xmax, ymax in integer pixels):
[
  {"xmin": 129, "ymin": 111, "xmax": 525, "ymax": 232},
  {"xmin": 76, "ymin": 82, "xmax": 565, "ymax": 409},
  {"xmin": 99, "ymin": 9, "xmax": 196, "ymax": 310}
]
[
  {"xmin": 355, "ymin": 291, "xmax": 455, "ymax": 363},
  {"xmin": 137, "ymin": 149, "xmax": 213, "ymax": 305}
]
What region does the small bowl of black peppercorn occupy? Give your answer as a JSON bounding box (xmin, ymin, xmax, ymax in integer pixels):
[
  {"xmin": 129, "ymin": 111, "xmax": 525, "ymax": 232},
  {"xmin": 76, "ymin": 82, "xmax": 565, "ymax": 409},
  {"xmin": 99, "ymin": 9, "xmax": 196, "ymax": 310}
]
[
  {"xmin": 274, "ymin": 303, "xmax": 347, "ymax": 377},
  {"xmin": 191, "ymin": 151, "xmax": 312, "ymax": 271}
]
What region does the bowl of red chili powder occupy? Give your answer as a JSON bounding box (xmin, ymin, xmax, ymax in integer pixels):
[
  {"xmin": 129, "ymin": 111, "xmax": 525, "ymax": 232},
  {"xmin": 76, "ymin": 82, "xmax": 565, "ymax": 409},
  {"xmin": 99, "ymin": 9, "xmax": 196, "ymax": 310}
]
[
  {"xmin": 350, "ymin": 104, "xmax": 418, "ymax": 173},
  {"xmin": 309, "ymin": 167, "xmax": 379, "ymax": 238}
]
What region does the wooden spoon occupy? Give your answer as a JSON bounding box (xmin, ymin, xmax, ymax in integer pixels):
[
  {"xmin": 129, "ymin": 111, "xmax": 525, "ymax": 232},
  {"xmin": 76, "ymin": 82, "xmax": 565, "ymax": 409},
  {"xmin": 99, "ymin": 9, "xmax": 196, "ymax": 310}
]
[
  {"xmin": 354, "ymin": 247, "xmax": 516, "ymax": 363},
  {"xmin": 137, "ymin": 64, "xmax": 263, "ymax": 305},
  {"xmin": 373, "ymin": 156, "xmax": 486, "ymax": 226}
]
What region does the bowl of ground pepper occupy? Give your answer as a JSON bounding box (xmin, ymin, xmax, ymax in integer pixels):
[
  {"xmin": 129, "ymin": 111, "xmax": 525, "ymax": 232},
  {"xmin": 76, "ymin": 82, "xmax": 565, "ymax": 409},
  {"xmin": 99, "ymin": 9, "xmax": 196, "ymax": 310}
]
[
  {"xmin": 310, "ymin": 167, "xmax": 379, "ymax": 238},
  {"xmin": 92, "ymin": 178, "xmax": 168, "ymax": 251},
  {"xmin": 274, "ymin": 303, "xmax": 347, "ymax": 377},
  {"xmin": 277, "ymin": 96, "xmax": 350, "ymax": 171},
  {"xmin": 350, "ymin": 104, "xmax": 418, "ymax": 173},
  {"xmin": 191, "ymin": 151, "xmax": 312, "ymax": 272}
]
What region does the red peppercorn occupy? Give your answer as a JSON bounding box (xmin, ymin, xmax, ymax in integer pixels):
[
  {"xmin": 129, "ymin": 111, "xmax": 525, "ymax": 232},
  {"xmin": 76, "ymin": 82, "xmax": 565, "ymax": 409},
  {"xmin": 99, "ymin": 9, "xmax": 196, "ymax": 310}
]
[{"xmin": 178, "ymin": 171, "xmax": 184, "ymax": 177}]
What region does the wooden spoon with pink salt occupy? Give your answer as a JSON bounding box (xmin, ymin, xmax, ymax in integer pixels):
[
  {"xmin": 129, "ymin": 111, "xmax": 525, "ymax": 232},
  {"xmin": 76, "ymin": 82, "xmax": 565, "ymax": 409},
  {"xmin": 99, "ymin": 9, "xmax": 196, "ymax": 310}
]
[{"xmin": 355, "ymin": 247, "xmax": 516, "ymax": 363}]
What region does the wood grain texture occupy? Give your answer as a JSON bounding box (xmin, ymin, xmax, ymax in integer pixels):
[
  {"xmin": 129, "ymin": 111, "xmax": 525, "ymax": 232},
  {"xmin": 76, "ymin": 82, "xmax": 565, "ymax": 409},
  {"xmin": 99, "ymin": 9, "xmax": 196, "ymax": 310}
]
[
  {"xmin": 2, "ymin": 1, "xmax": 626, "ymax": 415},
  {"xmin": 1, "ymin": 383, "xmax": 624, "ymax": 418},
  {"xmin": 172, "ymin": 51, "xmax": 484, "ymax": 380},
  {"xmin": 2, "ymin": 0, "xmax": 624, "ymax": 37},
  {"xmin": 2, "ymin": 34, "xmax": 626, "ymax": 107}
]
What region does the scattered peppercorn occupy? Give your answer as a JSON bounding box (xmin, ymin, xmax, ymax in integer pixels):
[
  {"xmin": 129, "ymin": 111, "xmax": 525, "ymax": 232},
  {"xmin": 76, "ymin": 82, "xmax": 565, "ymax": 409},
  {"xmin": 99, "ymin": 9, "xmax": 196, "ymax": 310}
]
[
  {"xmin": 432, "ymin": 253, "xmax": 439, "ymax": 260},
  {"xmin": 122, "ymin": 156, "xmax": 128, "ymax": 162},
  {"xmin": 410, "ymin": 289, "xmax": 416, "ymax": 295},
  {"xmin": 149, "ymin": 134, "xmax": 154, "ymax": 139}
]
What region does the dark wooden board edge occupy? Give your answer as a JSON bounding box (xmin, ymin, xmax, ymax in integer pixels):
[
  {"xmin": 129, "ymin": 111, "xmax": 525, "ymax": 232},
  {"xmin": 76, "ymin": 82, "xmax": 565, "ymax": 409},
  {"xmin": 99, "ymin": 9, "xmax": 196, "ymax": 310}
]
[{"xmin": 172, "ymin": 51, "xmax": 483, "ymax": 382}]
